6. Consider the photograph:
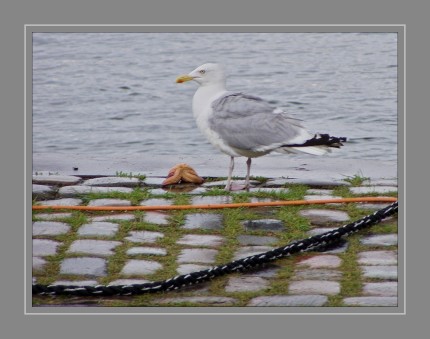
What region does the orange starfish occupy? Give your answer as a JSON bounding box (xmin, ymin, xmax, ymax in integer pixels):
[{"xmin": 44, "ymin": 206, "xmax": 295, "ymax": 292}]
[{"xmin": 162, "ymin": 163, "xmax": 204, "ymax": 186}]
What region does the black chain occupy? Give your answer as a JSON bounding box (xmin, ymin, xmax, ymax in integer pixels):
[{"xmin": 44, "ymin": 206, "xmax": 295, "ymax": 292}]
[{"xmin": 33, "ymin": 201, "xmax": 398, "ymax": 297}]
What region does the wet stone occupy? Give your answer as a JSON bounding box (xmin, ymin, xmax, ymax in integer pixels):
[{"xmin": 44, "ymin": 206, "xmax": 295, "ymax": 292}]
[
  {"xmin": 248, "ymin": 295, "xmax": 328, "ymax": 307},
  {"xmin": 225, "ymin": 276, "xmax": 269, "ymax": 292},
  {"xmin": 88, "ymin": 199, "xmax": 131, "ymax": 206},
  {"xmin": 140, "ymin": 198, "xmax": 173, "ymax": 206},
  {"xmin": 126, "ymin": 247, "xmax": 167, "ymax": 256},
  {"xmin": 363, "ymin": 282, "xmax": 398, "ymax": 297},
  {"xmin": 356, "ymin": 203, "xmax": 391, "ymax": 210},
  {"xmin": 58, "ymin": 185, "xmax": 132, "ymax": 197},
  {"xmin": 299, "ymin": 209, "xmax": 349, "ymax": 226},
  {"xmin": 155, "ymin": 296, "xmax": 237, "ymax": 306},
  {"xmin": 304, "ymin": 194, "xmax": 339, "ymax": 201},
  {"xmin": 77, "ymin": 222, "xmax": 119, "ymax": 237},
  {"xmin": 289, "ymin": 179, "xmax": 348, "ymax": 187},
  {"xmin": 33, "ymin": 239, "xmax": 61, "ymax": 256},
  {"xmin": 60, "ymin": 257, "xmax": 107, "ymax": 277},
  {"xmin": 249, "ymin": 187, "xmax": 289, "ymax": 194},
  {"xmin": 177, "ymin": 248, "xmax": 218, "ymax": 264},
  {"xmin": 108, "ymin": 279, "xmax": 152, "ymax": 286},
  {"xmin": 143, "ymin": 211, "xmax": 170, "ymax": 225},
  {"xmin": 142, "ymin": 177, "xmax": 165, "ymax": 187},
  {"xmin": 361, "ymin": 266, "xmax": 398, "ymax": 280},
  {"xmin": 265, "ymin": 178, "xmax": 290, "ymax": 187},
  {"xmin": 343, "ymin": 296, "xmax": 397, "ymax": 307},
  {"xmin": 350, "ymin": 186, "xmax": 397, "ymax": 194},
  {"xmin": 39, "ymin": 198, "xmax": 83, "ymax": 206},
  {"xmin": 203, "ymin": 180, "xmax": 259, "ymax": 188},
  {"xmin": 34, "ymin": 213, "xmax": 72, "ymax": 220},
  {"xmin": 90, "ymin": 214, "xmax": 135, "ymax": 222},
  {"xmin": 293, "ymin": 269, "xmax": 342, "ymax": 281},
  {"xmin": 125, "ymin": 231, "xmax": 164, "ymax": 243},
  {"xmin": 182, "ymin": 213, "xmax": 224, "ymax": 230},
  {"xmin": 357, "ymin": 251, "xmax": 397, "ymax": 266},
  {"xmin": 237, "ymin": 235, "xmax": 278, "ymax": 246},
  {"xmin": 177, "ymin": 234, "xmax": 224, "ymax": 247},
  {"xmin": 121, "ymin": 259, "xmax": 162, "ymax": 275},
  {"xmin": 33, "ymin": 257, "xmax": 47, "ymax": 271},
  {"xmin": 33, "ymin": 175, "xmax": 81, "ymax": 186},
  {"xmin": 68, "ymin": 240, "xmax": 121, "ymax": 257},
  {"xmin": 314, "ymin": 239, "xmax": 349, "ymax": 254},
  {"xmin": 297, "ymin": 255, "xmax": 342, "ymax": 268},
  {"xmin": 191, "ymin": 195, "xmax": 233, "ymax": 205},
  {"xmin": 242, "ymin": 219, "xmax": 285, "ymax": 232},
  {"xmin": 307, "ymin": 227, "xmax": 337, "ymax": 236},
  {"xmin": 360, "ymin": 234, "xmax": 398, "ymax": 247},
  {"xmin": 33, "ymin": 221, "xmax": 70, "ymax": 236},
  {"xmin": 243, "ymin": 265, "xmax": 280, "ymax": 278},
  {"xmin": 176, "ymin": 264, "xmax": 211, "ymax": 275},
  {"xmin": 289, "ymin": 280, "xmax": 340, "ymax": 295},
  {"xmin": 233, "ymin": 246, "xmax": 274, "ymax": 261},
  {"xmin": 32, "ymin": 184, "xmax": 56, "ymax": 199},
  {"xmin": 82, "ymin": 176, "xmax": 140, "ymax": 187}
]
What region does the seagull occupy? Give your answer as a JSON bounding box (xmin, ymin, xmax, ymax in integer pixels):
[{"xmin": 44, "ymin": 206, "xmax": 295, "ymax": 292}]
[{"xmin": 176, "ymin": 63, "xmax": 346, "ymax": 191}]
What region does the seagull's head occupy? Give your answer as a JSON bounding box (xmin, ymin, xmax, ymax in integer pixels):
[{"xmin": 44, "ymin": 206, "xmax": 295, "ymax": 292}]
[{"xmin": 176, "ymin": 63, "xmax": 226, "ymax": 86}]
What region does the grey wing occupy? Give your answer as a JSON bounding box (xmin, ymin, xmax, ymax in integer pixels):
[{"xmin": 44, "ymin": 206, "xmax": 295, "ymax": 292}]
[{"xmin": 209, "ymin": 93, "xmax": 310, "ymax": 152}]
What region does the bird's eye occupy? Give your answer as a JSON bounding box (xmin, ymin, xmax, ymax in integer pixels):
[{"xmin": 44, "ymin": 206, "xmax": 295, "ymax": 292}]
[{"xmin": 199, "ymin": 70, "xmax": 206, "ymax": 74}]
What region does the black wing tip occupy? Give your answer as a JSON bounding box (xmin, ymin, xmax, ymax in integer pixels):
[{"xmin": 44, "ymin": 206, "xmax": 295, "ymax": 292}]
[{"xmin": 285, "ymin": 134, "xmax": 347, "ymax": 148}]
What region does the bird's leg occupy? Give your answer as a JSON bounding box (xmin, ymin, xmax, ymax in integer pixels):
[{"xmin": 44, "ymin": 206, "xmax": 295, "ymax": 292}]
[
  {"xmin": 244, "ymin": 157, "xmax": 252, "ymax": 190},
  {"xmin": 225, "ymin": 156, "xmax": 235, "ymax": 191}
]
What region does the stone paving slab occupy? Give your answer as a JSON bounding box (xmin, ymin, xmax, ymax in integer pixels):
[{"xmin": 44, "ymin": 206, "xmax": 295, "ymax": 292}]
[
  {"xmin": 357, "ymin": 251, "xmax": 397, "ymax": 266},
  {"xmin": 289, "ymin": 280, "xmax": 341, "ymax": 295},
  {"xmin": 182, "ymin": 213, "xmax": 224, "ymax": 230},
  {"xmin": 124, "ymin": 231, "xmax": 164, "ymax": 243},
  {"xmin": 140, "ymin": 198, "xmax": 173, "ymax": 206},
  {"xmin": 177, "ymin": 234, "xmax": 224, "ymax": 247},
  {"xmin": 33, "ymin": 239, "xmax": 61, "ymax": 256},
  {"xmin": 33, "ymin": 257, "xmax": 47, "ymax": 271},
  {"xmin": 121, "ymin": 259, "xmax": 163, "ymax": 275},
  {"xmin": 360, "ymin": 234, "xmax": 398, "ymax": 247},
  {"xmin": 58, "ymin": 185, "xmax": 133, "ymax": 197},
  {"xmin": 88, "ymin": 199, "xmax": 132, "ymax": 206},
  {"xmin": 82, "ymin": 176, "xmax": 140, "ymax": 187},
  {"xmin": 33, "ymin": 175, "xmax": 81, "ymax": 186},
  {"xmin": 297, "ymin": 255, "xmax": 342, "ymax": 269},
  {"xmin": 176, "ymin": 264, "xmax": 211, "ymax": 275},
  {"xmin": 67, "ymin": 240, "xmax": 121, "ymax": 257},
  {"xmin": 38, "ymin": 198, "xmax": 83, "ymax": 206},
  {"xmin": 299, "ymin": 209, "xmax": 350, "ymax": 225},
  {"xmin": 142, "ymin": 212, "xmax": 170, "ymax": 225},
  {"xmin": 77, "ymin": 222, "xmax": 119, "ymax": 237},
  {"xmin": 233, "ymin": 246, "xmax": 274, "ymax": 261},
  {"xmin": 248, "ymin": 295, "xmax": 328, "ymax": 307},
  {"xmin": 34, "ymin": 213, "xmax": 73, "ymax": 220},
  {"xmin": 60, "ymin": 257, "xmax": 107, "ymax": 277},
  {"xmin": 177, "ymin": 248, "xmax": 218, "ymax": 264},
  {"xmin": 32, "ymin": 184, "xmax": 56, "ymax": 200},
  {"xmin": 90, "ymin": 214, "xmax": 136, "ymax": 222},
  {"xmin": 242, "ymin": 219, "xmax": 285, "ymax": 232},
  {"xmin": 191, "ymin": 195, "xmax": 233, "ymax": 205},
  {"xmin": 293, "ymin": 268, "xmax": 342, "ymax": 281},
  {"xmin": 225, "ymin": 276, "xmax": 269, "ymax": 292},
  {"xmin": 33, "ymin": 221, "xmax": 70, "ymax": 236},
  {"xmin": 126, "ymin": 247, "xmax": 167, "ymax": 256},
  {"xmin": 237, "ymin": 235, "xmax": 278, "ymax": 246},
  {"xmin": 343, "ymin": 296, "xmax": 397, "ymax": 307},
  {"xmin": 361, "ymin": 266, "xmax": 398, "ymax": 280},
  {"xmin": 349, "ymin": 186, "xmax": 397, "ymax": 195},
  {"xmin": 363, "ymin": 282, "xmax": 397, "ymax": 297}
]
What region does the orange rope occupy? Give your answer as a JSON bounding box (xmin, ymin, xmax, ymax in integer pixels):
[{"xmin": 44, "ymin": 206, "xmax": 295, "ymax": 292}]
[{"xmin": 32, "ymin": 196, "xmax": 397, "ymax": 211}]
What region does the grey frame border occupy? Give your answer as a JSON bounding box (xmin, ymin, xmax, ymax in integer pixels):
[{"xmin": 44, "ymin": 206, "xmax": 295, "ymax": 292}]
[{"xmin": 26, "ymin": 24, "xmax": 404, "ymax": 315}]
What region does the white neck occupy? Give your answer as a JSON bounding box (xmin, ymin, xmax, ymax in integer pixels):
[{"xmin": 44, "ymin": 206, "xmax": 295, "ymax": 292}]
[{"xmin": 192, "ymin": 82, "xmax": 227, "ymax": 119}]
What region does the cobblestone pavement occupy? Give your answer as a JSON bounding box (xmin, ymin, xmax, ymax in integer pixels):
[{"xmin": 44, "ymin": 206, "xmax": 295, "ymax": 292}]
[{"xmin": 32, "ymin": 173, "xmax": 398, "ymax": 308}]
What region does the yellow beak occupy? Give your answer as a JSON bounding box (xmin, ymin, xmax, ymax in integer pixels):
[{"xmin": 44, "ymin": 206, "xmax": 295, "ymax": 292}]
[{"xmin": 176, "ymin": 75, "xmax": 194, "ymax": 83}]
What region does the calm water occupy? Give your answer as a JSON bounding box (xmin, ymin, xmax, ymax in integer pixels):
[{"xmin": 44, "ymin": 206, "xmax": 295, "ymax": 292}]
[{"xmin": 32, "ymin": 32, "xmax": 398, "ymax": 162}]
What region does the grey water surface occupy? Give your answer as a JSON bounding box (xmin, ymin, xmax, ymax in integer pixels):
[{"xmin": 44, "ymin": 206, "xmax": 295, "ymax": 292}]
[{"xmin": 33, "ymin": 32, "xmax": 398, "ymax": 162}]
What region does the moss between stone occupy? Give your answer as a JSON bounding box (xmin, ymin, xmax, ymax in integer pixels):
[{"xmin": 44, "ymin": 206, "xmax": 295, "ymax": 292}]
[{"xmin": 32, "ymin": 182, "xmax": 398, "ymax": 307}]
